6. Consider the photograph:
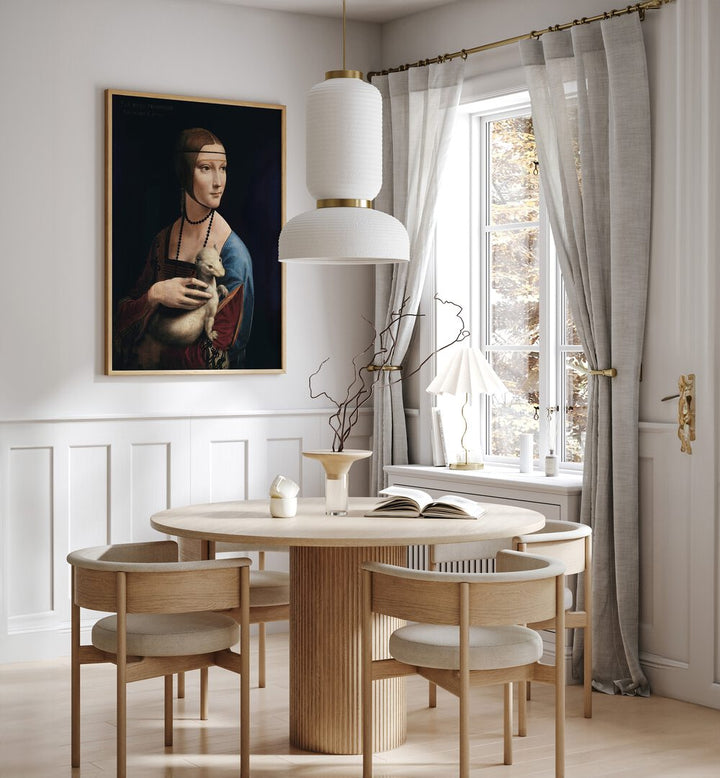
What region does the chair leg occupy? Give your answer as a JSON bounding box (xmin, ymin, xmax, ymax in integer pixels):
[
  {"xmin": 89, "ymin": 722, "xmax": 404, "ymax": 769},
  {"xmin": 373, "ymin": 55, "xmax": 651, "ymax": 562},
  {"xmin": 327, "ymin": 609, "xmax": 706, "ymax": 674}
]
[
  {"xmin": 526, "ymin": 680, "xmax": 532, "ymax": 700},
  {"xmin": 518, "ymin": 681, "xmax": 527, "ymax": 737},
  {"xmin": 241, "ymin": 621, "xmax": 251, "ymax": 778},
  {"xmin": 362, "ymin": 684, "xmax": 373, "ymax": 778},
  {"xmin": 117, "ymin": 669, "xmax": 127, "ymax": 778},
  {"xmin": 584, "ymin": 624, "xmax": 592, "ymax": 718},
  {"xmin": 503, "ymin": 682, "xmax": 513, "ymax": 765},
  {"xmin": 71, "ymin": 597, "xmax": 81, "ymax": 768},
  {"xmin": 556, "ymin": 628, "xmax": 566, "ymax": 777},
  {"xmin": 459, "ymin": 683, "xmax": 470, "ymax": 778},
  {"xmin": 116, "ymin": 575, "xmax": 128, "ymax": 778},
  {"xmin": 258, "ymin": 622, "xmax": 266, "ymax": 688},
  {"xmin": 164, "ymin": 675, "xmax": 173, "ymax": 746},
  {"xmin": 428, "ymin": 680, "xmax": 437, "ymax": 708},
  {"xmin": 200, "ymin": 667, "xmax": 209, "ymax": 720},
  {"xmin": 177, "ymin": 671, "xmax": 185, "ymax": 699}
]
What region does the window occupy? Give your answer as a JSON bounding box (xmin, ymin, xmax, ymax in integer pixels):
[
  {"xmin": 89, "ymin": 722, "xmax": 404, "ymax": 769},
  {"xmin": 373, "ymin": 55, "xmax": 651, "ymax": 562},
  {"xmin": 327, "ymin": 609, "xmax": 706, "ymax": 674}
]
[{"xmin": 434, "ymin": 92, "xmax": 586, "ymax": 467}]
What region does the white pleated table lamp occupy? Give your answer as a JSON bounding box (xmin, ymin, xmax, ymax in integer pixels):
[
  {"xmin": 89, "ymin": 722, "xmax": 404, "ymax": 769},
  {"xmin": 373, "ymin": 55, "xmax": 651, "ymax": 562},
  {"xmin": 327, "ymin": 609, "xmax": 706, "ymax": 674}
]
[{"xmin": 427, "ymin": 346, "xmax": 510, "ymax": 470}]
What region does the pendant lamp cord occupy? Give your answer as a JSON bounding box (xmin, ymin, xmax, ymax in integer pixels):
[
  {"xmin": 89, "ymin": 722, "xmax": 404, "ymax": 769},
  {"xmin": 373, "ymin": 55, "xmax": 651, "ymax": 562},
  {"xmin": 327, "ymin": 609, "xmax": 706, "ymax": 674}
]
[{"xmin": 342, "ymin": 0, "xmax": 346, "ymax": 69}]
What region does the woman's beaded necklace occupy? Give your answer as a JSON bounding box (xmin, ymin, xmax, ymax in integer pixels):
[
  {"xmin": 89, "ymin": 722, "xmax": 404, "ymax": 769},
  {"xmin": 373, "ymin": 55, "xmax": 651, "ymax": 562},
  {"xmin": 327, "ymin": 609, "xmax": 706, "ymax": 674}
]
[{"xmin": 174, "ymin": 209, "xmax": 215, "ymax": 261}]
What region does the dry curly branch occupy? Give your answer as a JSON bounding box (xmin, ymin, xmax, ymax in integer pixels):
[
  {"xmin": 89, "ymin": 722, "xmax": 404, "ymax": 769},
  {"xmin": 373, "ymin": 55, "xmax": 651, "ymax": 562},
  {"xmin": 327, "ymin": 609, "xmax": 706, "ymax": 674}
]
[{"xmin": 309, "ymin": 296, "xmax": 469, "ymax": 451}]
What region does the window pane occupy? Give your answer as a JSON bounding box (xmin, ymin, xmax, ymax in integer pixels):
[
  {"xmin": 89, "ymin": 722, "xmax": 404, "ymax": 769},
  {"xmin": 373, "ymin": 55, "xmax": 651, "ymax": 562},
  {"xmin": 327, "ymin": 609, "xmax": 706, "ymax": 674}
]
[
  {"xmin": 564, "ymin": 353, "xmax": 587, "ymax": 462},
  {"xmin": 488, "ymin": 350, "xmax": 539, "ymax": 457},
  {"xmin": 489, "ymin": 116, "xmax": 539, "ymax": 226},
  {"xmin": 490, "ymin": 228, "xmax": 539, "ymax": 346}
]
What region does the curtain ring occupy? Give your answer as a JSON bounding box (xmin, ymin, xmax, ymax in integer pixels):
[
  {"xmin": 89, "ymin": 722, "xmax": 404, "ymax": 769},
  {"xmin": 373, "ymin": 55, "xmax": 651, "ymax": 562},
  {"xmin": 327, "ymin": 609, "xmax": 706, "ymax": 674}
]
[
  {"xmin": 460, "ymin": 48, "xmax": 468, "ymax": 60},
  {"xmin": 639, "ymin": 7, "xmax": 646, "ymax": 20},
  {"xmin": 529, "ymin": 30, "xmax": 540, "ymax": 40}
]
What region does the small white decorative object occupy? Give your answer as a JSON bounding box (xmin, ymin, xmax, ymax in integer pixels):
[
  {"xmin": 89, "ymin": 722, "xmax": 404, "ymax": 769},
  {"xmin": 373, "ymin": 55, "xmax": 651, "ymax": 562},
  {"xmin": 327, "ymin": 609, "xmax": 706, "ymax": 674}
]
[
  {"xmin": 269, "ymin": 474, "xmax": 300, "ymax": 499},
  {"xmin": 519, "ymin": 433, "xmax": 533, "ymax": 473},
  {"xmin": 268, "ymin": 475, "xmax": 299, "ymax": 517},
  {"xmin": 270, "ymin": 496, "xmax": 297, "ymax": 518},
  {"xmin": 545, "ymin": 405, "xmax": 559, "ymax": 476},
  {"xmin": 544, "ymin": 451, "xmax": 559, "ymax": 477}
]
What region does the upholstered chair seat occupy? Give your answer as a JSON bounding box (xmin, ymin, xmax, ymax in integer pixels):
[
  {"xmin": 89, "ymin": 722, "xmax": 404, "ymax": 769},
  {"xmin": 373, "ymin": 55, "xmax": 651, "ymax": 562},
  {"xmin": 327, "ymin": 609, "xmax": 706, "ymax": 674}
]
[
  {"xmin": 249, "ymin": 569, "xmax": 291, "ymax": 607},
  {"xmin": 92, "ymin": 612, "xmax": 239, "ymax": 657},
  {"xmin": 390, "ymin": 623, "xmax": 543, "ymax": 671}
]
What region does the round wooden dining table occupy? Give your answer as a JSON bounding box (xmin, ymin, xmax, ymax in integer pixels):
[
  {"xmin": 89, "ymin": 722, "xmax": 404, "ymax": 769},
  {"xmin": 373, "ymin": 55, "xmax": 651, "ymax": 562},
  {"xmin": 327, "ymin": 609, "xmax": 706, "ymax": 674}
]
[{"xmin": 150, "ymin": 496, "xmax": 545, "ymax": 755}]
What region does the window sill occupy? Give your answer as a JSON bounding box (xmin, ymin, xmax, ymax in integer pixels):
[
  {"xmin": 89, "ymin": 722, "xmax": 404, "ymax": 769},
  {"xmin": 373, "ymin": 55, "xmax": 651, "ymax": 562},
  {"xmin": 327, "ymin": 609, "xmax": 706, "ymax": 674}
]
[{"xmin": 385, "ymin": 463, "xmax": 583, "ymax": 497}]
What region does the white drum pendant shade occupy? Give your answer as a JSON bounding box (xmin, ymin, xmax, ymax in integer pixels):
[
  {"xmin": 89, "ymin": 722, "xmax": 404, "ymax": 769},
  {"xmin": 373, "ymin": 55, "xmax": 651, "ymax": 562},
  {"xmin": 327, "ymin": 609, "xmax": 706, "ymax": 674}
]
[
  {"xmin": 279, "ymin": 207, "xmax": 410, "ymax": 264},
  {"xmin": 279, "ymin": 71, "xmax": 409, "ymax": 264}
]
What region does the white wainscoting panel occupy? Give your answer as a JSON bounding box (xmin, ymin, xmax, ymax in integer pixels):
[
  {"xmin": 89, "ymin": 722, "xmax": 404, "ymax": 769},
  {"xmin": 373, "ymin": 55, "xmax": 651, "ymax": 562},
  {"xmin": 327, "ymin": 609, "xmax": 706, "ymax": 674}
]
[
  {"xmin": 69, "ymin": 445, "xmax": 110, "ymax": 551},
  {"xmin": 8, "ymin": 446, "xmax": 53, "ymax": 619},
  {"xmin": 0, "ymin": 410, "xmax": 371, "ymax": 663}
]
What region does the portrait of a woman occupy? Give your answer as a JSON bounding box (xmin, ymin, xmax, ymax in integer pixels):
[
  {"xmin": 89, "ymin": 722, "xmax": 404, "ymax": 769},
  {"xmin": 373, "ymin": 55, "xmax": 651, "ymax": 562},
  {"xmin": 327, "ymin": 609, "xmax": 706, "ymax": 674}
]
[
  {"xmin": 106, "ymin": 91, "xmax": 284, "ymax": 374},
  {"xmin": 115, "ymin": 128, "xmax": 254, "ymax": 370}
]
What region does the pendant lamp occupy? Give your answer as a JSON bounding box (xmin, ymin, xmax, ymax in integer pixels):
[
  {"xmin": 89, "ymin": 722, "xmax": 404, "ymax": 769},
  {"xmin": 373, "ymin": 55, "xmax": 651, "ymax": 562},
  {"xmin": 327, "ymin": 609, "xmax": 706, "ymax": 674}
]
[{"xmin": 278, "ymin": 1, "xmax": 409, "ymax": 264}]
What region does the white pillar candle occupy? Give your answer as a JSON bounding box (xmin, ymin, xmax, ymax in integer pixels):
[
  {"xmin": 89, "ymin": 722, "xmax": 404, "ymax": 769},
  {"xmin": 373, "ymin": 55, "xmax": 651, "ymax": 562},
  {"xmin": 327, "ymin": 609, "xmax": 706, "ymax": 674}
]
[{"xmin": 519, "ymin": 433, "xmax": 534, "ymax": 473}]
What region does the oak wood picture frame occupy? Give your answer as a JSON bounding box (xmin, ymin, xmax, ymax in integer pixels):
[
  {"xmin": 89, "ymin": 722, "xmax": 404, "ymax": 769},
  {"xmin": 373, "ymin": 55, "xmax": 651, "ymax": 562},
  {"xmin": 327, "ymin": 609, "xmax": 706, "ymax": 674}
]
[{"xmin": 105, "ymin": 89, "xmax": 285, "ymax": 375}]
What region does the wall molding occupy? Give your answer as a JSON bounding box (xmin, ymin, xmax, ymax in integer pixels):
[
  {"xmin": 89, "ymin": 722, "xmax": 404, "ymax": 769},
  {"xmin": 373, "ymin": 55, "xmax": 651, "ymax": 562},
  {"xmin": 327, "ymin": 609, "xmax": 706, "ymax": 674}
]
[{"xmin": 0, "ymin": 409, "xmax": 372, "ymax": 663}]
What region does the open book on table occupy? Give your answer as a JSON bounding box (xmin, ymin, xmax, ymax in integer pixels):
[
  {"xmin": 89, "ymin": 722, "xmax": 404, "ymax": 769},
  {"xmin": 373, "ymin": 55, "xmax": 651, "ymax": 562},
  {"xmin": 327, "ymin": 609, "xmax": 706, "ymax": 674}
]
[{"xmin": 366, "ymin": 486, "xmax": 487, "ymax": 520}]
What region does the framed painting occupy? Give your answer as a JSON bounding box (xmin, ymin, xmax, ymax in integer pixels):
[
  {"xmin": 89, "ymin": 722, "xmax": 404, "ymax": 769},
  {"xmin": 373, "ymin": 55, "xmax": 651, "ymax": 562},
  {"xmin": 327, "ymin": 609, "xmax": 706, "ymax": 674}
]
[{"xmin": 105, "ymin": 89, "xmax": 285, "ymax": 374}]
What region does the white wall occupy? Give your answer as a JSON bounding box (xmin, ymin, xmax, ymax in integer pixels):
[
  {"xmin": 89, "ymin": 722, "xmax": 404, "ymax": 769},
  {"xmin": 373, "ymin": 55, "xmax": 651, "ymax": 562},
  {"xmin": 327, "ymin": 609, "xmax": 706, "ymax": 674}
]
[
  {"xmin": 0, "ymin": 0, "xmax": 379, "ymax": 420},
  {"xmin": 0, "ymin": 0, "xmax": 380, "ymax": 662}
]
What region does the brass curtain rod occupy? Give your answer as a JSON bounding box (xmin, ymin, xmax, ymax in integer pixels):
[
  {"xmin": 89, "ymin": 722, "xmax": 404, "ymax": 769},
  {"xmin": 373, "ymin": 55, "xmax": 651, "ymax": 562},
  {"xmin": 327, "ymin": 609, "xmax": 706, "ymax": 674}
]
[{"xmin": 367, "ymin": 0, "xmax": 674, "ymax": 79}]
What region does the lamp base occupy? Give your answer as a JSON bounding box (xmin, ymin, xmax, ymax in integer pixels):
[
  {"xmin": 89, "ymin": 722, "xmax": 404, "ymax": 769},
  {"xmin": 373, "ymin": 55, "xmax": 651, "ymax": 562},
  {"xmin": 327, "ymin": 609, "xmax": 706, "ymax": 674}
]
[{"xmin": 449, "ymin": 462, "xmax": 484, "ymax": 470}]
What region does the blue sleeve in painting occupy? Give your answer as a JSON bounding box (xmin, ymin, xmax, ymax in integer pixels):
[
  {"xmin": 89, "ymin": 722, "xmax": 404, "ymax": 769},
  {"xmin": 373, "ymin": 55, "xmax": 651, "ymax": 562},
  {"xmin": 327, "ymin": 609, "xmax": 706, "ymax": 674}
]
[{"xmin": 221, "ymin": 231, "xmax": 255, "ymax": 368}]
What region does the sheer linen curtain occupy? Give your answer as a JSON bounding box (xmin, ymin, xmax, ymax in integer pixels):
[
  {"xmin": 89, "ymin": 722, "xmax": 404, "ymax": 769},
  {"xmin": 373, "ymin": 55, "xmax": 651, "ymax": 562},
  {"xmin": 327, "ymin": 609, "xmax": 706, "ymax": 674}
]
[
  {"xmin": 369, "ymin": 61, "xmax": 464, "ymax": 494},
  {"xmin": 520, "ymin": 14, "xmax": 651, "ymax": 695}
]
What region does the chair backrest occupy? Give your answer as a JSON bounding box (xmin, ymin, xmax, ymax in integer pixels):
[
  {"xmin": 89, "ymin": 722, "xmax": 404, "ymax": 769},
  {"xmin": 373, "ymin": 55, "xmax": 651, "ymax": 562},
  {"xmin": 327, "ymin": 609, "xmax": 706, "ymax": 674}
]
[
  {"xmin": 513, "ymin": 520, "xmax": 591, "ymax": 576},
  {"xmin": 67, "ymin": 540, "xmax": 251, "ymax": 614},
  {"xmin": 362, "ymin": 550, "xmax": 565, "ymax": 628}
]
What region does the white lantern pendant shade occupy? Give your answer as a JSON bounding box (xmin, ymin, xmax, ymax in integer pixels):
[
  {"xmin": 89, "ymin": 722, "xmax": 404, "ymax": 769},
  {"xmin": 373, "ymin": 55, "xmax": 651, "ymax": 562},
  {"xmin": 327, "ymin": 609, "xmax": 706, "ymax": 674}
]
[{"xmin": 279, "ymin": 70, "xmax": 410, "ymax": 264}]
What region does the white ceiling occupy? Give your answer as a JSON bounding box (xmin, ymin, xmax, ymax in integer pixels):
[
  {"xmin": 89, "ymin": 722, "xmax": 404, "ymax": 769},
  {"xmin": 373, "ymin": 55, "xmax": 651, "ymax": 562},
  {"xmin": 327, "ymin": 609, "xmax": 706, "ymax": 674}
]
[{"xmin": 212, "ymin": 0, "xmax": 461, "ymax": 24}]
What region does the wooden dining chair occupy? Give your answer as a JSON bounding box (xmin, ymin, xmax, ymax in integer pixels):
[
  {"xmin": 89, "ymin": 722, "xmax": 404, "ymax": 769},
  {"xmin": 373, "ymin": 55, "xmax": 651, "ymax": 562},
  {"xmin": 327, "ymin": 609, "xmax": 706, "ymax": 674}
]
[
  {"xmin": 513, "ymin": 520, "xmax": 593, "ymax": 719},
  {"xmin": 427, "ymin": 538, "xmax": 511, "ymax": 708},
  {"xmin": 213, "ymin": 543, "xmax": 290, "ymax": 688},
  {"xmin": 68, "ymin": 540, "xmax": 251, "ymax": 778},
  {"xmin": 361, "ymin": 550, "xmax": 566, "ymax": 778}
]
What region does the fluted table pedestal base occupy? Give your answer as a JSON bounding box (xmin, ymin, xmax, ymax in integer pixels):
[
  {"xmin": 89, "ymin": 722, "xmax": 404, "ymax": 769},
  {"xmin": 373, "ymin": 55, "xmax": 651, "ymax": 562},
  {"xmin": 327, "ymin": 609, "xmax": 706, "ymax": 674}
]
[{"xmin": 290, "ymin": 545, "xmax": 406, "ymax": 754}]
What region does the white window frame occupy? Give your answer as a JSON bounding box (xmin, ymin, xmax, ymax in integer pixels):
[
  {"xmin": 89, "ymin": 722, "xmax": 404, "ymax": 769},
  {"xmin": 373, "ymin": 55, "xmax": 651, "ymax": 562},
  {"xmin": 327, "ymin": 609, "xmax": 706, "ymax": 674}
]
[{"xmin": 430, "ymin": 89, "xmax": 583, "ymax": 471}]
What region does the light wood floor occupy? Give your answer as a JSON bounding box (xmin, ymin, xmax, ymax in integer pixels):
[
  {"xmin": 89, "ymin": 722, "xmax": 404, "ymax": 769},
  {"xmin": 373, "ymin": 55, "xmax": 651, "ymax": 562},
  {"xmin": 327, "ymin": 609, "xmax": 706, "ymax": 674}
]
[{"xmin": 1, "ymin": 632, "xmax": 719, "ymax": 777}]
